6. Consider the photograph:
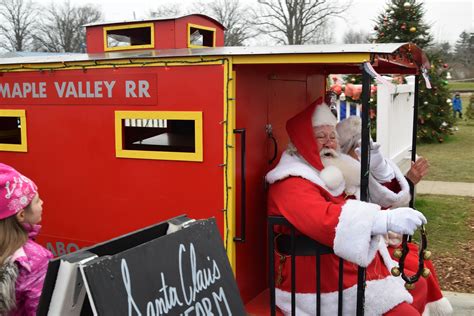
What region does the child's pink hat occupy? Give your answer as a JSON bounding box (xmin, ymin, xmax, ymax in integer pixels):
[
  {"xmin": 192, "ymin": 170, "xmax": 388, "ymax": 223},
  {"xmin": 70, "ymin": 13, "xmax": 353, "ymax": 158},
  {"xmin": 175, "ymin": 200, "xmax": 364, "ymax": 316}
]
[{"xmin": 0, "ymin": 163, "xmax": 38, "ymax": 220}]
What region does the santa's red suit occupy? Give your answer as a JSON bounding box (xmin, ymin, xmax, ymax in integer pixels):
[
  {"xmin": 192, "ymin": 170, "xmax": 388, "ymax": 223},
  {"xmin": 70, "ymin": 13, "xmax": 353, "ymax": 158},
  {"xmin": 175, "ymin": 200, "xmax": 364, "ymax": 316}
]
[{"xmin": 266, "ymin": 101, "xmax": 427, "ymax": 315}]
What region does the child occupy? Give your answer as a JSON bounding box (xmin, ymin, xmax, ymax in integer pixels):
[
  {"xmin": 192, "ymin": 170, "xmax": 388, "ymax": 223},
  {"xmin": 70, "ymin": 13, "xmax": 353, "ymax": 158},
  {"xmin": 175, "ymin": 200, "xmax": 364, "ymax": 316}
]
[
  {"xmin": 452, "ymin": 92, "xmax": 463, "ymax": 119},
  {"xmin": 0, "ymin": 163, "xmax": 53, "ymax": 315}
]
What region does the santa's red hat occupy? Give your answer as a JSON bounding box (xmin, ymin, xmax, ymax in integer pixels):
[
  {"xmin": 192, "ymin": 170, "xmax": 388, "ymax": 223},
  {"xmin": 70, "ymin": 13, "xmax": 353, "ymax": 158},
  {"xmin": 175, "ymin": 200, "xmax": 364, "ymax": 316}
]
[{"xmin": 286, "ymin": 98, "xmax": 337, "ymax": 171}]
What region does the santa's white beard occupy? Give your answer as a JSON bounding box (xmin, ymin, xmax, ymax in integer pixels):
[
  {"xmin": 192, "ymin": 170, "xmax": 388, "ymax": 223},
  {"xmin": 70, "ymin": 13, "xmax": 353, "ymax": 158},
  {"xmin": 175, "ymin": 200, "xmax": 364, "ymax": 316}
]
[{"xmin": 321, "ymin": 150, "xmax": 361, "ymax": 191}]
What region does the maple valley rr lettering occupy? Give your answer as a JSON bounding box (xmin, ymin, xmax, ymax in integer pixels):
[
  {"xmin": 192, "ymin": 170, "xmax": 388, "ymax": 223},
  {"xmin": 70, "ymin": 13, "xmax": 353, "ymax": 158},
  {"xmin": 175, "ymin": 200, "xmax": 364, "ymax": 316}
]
[{"xmin": 0, "ymin": 80, "xmax": 151, "ymax": 99}]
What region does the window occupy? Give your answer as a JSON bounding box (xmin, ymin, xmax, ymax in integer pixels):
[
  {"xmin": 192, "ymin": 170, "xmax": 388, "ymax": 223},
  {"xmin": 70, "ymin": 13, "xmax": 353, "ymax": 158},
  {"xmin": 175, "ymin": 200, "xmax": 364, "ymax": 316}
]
[
  {"xmin": 0, "ymin": 110, "xmax": 27, "ymax": 152},
  {"xmin": 115, "ymin": 111, "xmax": 203, "ymax": 161},
  {"xmin": 187, "ymin": 23, "xmax": 216, "ymax": 48},
  {"xmin": 104, "ymin": 23, "xmax": 154, "ymax": 51}
]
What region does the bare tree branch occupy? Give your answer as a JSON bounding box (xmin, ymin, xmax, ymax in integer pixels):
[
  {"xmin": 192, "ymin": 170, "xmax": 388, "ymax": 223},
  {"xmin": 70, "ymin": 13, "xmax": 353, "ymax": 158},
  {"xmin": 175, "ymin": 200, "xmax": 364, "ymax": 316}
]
[
  {"xmin": 253, "ymin": 0, "xmax": 350, "ymax": 45},
  {"xmin": 0, "ymin": 0, "xmax": 38, "ymax": 51},
  {"xmin": 31, "ymin": 1, "xmax": 102, "ymax": 52},
  {"xmin": 148, "ymin": 3, "xmax": 182, "ymax": 18},
  {"xmin": 190, "ymin": 0, "xmax": 252, "ymax": 46}
]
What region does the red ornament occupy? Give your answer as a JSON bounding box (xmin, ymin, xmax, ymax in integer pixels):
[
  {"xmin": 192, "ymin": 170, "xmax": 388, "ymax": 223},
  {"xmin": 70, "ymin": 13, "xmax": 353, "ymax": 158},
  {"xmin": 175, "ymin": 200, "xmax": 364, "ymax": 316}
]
[
  {"xmin": 369, "ymin": 109, "xmax": 376, "ymax": 119},
  {"xmin": 443, "ymin": 63, "xmax": 448, "ymax": 68},
  {"xmin": 330, "ymin": 84, "xmax": 342, "ymax": 95},
  {"xmin": 401, "ymin": 23, "xmax": 406, "ymax": 30}
]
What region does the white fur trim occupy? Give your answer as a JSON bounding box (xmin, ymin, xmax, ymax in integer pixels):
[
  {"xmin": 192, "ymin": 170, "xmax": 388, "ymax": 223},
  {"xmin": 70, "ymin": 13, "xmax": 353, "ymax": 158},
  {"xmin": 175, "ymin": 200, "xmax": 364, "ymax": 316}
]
[
  {"xmin": 312, "ymin": 102, "xmax": 337, "ymax": 127},
  {"xmin": 424, "ymin": 297, "xmax": 453, "ymax": 316},
  {"xmin": 377, "ymin": 237, "xmax": 398, "ymax": 271},
  {"xmin": 319, "ymin": 166, "xmax": 344, "ymax": 190},
  {"xmin": 368, "ymin": 160, "xmax": 411, "ymax": 208},
  {"xmin": 266, "ymin": 152, "xmax": 345, "ymax": 196},
  {"xmin": 423, "ymin": 306, "xmax": 431, "ymax": 316},
  {"xmin": 334, "ymin": 200, "xmax": 381, "ymax": 267},
  {"xmin": 276, "ymin": 275, "xmax": 413, "ymax": 316}
]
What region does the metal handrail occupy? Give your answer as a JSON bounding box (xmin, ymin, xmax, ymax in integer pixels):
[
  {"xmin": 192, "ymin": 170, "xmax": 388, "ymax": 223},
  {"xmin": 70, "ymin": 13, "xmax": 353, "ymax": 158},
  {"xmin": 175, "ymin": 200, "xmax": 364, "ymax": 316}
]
[{"xmin": 268, "ymin": 216, "xmax": 359, "ymax": 316}]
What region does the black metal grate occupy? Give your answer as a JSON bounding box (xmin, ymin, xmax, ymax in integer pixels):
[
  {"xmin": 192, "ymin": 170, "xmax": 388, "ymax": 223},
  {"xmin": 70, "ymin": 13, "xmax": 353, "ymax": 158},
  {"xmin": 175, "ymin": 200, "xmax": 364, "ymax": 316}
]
[{"xmin": 268, "ymin": 216, "xmax": 365, "ymax": 316}]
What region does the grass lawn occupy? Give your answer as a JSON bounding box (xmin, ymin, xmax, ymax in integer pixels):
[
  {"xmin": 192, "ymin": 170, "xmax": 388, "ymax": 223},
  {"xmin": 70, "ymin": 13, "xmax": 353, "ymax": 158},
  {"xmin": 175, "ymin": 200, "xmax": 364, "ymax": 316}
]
[
  {"xmin": 448, "ymin": 81, "xmax": 474, "ymax": 92},
  {"xmin": 417, "ymin": 93, "xmax": 474, "ymax": 182},
  {"xmin": 415, "ymin": 194, "xmax": 472, "ymax": 256},
  {"xmin": 414, "ymin": 194, "xmax": 473, "ymax": 293}
]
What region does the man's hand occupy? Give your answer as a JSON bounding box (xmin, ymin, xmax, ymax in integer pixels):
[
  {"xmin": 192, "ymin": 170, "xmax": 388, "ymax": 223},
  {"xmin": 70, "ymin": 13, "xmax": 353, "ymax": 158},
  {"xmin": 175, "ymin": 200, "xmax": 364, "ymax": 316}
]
[
  {"xmin": 406, "ymin": 157, "xmax": 430, "ymax": 185},
  {"xmin": 372, "ymin": 207, "xmax": 427, "ymax": 235}
]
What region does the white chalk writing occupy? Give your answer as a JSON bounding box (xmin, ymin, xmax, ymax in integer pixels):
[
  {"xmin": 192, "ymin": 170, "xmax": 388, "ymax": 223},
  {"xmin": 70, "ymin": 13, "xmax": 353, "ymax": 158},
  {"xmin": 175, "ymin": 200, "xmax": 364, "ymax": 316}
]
[{"xmin": 121, "ymin": 243, "xmax": 231, "ymax": 316}]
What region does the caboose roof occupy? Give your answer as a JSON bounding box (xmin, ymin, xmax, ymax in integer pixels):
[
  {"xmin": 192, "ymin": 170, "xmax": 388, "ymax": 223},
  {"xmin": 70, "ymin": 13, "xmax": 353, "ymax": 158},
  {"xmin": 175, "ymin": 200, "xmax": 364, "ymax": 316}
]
[
  {"xmin": 0, "ymin": 43, "xmax": 429, "ymax": 74},
  {"xmin": 83, "ymin": 14, "xmax": 226, "ymax": 29}
]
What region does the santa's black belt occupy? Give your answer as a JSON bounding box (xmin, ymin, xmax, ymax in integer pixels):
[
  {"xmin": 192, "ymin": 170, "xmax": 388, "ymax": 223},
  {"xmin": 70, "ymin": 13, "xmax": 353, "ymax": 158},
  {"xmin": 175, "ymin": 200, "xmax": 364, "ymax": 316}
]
[{"xmin": 276, "ymin": 234, "xmax": 334, "ymax": 256}]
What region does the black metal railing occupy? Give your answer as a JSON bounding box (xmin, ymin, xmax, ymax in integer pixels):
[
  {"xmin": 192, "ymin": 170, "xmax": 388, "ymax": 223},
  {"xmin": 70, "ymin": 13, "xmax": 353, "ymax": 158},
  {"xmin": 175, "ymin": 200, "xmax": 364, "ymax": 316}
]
[{"xmin": 268, "ymin": 216, "xmax": 365, "ymax": 316}]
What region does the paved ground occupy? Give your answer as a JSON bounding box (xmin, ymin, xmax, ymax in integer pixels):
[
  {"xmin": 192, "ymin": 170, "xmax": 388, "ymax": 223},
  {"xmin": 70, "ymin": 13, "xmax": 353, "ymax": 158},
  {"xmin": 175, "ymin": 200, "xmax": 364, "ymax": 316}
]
[
  {"xmin": 417, "ymin": 181, "xmax": 474, "ymax": 197},
  {"xmin": 443, "ymin": 291, "xmax": 474, "ymax": 315}
]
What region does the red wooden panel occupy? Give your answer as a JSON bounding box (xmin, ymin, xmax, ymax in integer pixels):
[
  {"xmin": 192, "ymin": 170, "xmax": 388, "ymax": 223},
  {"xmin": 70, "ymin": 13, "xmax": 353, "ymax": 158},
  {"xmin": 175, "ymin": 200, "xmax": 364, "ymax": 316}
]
[
  {"xmin": 86, "ymin": 26, "xmax": 102, "ymax": 53},
  {"xmin": 234, "ymin": 66, "xmax": 269, "ymax": 303},
  {"xmin": 233, "ymin": 65, "xmax": 325, "ymax": 303},
  {"xmin": 0, "ymin": 65, "xmax": 225, "ymax": 256},
  {"xmin": 153, "ymin": 20, "xmax": 176, "ymax": 49}
]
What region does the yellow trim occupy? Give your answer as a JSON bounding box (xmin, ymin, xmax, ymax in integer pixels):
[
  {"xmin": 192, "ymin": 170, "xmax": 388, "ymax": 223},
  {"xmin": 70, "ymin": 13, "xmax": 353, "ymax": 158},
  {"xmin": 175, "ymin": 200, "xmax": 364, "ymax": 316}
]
[
  {"xmin": 223, "ymin": 60, "xmax": 236, "ymax": 272},
  {"xmin": 232, "ymin": 53, "xmax": 371, "ymax": 64},
  {"xmin": 187, "ymin": 23, "xmax": 216, "ymax": 48},
  {"xmin": 103, "ymin": 22, "xmax": 155, "ymax": 52},
  {"xmin": 0, "ymin": 57, "xmax": 225, "ymax": 72},
  {"xmin": 115, "ymin": 111, "xmax": 203, "ymax": 162},
  {"xmin": 0, "ymin": 109, "xmax": 27, "ymax": 152},
  {"xmin": 0, "ymin": 52, "xmax": 374, "ymax": 72}
]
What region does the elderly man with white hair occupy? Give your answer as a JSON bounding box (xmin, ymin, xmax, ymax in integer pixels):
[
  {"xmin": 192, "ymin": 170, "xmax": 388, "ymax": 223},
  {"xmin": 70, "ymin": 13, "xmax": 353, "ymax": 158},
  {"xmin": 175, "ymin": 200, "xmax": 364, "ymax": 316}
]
[{"xmin": 266, "ymin": 99, "xmax": 428, "ymax": 315}]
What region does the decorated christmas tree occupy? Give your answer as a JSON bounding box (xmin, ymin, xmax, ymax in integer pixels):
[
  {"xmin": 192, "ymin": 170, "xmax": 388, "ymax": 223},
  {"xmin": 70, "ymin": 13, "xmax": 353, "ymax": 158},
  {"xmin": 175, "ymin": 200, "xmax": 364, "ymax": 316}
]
[
  {"xmin": 467, "ymin": 93, "xmax": 474, "ymax": 120},
  {"xmin": 373, "ymin": 0, "xmax": 453, "ymax": 142}
]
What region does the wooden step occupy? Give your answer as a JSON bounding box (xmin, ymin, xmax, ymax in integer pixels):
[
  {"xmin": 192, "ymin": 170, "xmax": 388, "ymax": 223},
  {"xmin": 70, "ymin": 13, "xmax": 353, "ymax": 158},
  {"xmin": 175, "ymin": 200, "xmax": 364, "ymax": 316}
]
[{"xmin": 245, "ymin": 288, "xmax": 284, "ymax": 316}]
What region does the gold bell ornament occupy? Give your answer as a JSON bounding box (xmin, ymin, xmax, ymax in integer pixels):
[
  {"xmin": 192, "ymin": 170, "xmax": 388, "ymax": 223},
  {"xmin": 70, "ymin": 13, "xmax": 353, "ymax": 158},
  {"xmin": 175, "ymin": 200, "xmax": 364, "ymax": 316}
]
[
  {"xmin": 422, "ymin": 268, "xmax": 431, "ymax": 278},
  {"xmin": 405, "ymin": 283, "xmax": 415, "ymax": 290},
  {"xmin": 391, "ymin": 267, "xmax": 401, "ymax": 277},
  {"xmin": 393, "ymin": 249, "xmax": 403, "ymax": 259}
]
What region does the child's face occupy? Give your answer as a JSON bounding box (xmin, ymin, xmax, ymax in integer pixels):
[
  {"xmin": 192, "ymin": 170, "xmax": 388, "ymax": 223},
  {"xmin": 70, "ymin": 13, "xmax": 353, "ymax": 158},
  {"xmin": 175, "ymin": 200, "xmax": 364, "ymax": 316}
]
[{"xmin": 23, "ymin": 193, "xmax": 43, "ymax": 225}]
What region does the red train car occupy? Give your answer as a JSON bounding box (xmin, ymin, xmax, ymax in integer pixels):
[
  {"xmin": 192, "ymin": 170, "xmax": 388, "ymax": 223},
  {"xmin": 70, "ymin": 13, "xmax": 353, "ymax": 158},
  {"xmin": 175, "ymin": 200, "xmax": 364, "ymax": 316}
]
[{"xmin": 0, "ymin": 14, "xmax": 428, "ymax": 308}]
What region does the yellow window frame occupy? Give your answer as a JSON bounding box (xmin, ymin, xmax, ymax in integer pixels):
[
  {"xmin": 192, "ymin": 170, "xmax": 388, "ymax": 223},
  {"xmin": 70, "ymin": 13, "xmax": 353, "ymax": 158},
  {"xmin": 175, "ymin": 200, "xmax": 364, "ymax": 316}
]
[
  {"xmin": 115, "ymin": 111, "xmax": 203, "ymax": 162},
  {"xmin": 0, "ymin": 109, "xmax": 27, "ymax": 152},
  {"xmin": 187, "ymin": 23, "xmax": 216, "ymax": 48},
  {"xmin": 103, "ymin": 22, "xmax": 155, "ymax": 52}
]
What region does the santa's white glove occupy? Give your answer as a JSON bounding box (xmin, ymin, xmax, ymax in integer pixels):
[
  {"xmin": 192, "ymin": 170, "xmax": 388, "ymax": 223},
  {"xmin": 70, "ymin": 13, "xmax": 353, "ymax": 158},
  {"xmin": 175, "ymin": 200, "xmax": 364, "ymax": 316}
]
[
  {"xmin": 356, "ymin": 141, "xmax": 394, "ymax": 181},
  {"xmin": 372, "ymin": 207, "xmax": 427, "ymax": 236}
]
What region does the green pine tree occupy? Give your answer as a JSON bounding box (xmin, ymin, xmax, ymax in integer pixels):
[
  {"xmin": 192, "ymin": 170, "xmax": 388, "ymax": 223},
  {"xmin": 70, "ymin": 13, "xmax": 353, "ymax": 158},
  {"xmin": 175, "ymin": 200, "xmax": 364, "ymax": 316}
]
[
  {"xmin": 373, "ymin": 0, "xmax": 453, "ymax": 142},
  {"xmin": 466, "ymin": 93, "xmax": 474, "ymax": 120},
  {"xmin": 373, "ymin": 0, "xmax": 432, "ymax": 46},
  {"xmin": 417, "ymin": 51, "xmax": 454, "ymax": 142}
]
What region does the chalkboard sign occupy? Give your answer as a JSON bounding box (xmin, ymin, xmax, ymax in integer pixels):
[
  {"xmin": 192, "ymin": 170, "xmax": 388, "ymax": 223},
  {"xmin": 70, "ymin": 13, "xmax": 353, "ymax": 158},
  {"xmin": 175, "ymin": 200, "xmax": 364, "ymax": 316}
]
[{"xmin": 79, "ymin": 218, "xmax": 245, "ymax": 315}]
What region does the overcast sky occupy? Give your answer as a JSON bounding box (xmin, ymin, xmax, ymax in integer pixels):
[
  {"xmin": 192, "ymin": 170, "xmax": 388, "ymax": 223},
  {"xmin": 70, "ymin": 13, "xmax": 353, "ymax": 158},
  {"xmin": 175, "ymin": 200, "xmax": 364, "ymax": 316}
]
[{"xmin": 33, "ymin": 0, "xmax": 473, "ymax": 45}]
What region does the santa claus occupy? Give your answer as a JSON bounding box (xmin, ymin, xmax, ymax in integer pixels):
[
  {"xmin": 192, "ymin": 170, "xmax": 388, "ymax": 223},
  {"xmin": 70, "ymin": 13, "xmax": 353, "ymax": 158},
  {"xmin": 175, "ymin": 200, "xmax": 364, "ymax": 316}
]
[{"xmin": 266, "ymin": 100, "xmax": 428, "ymax": 315}]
